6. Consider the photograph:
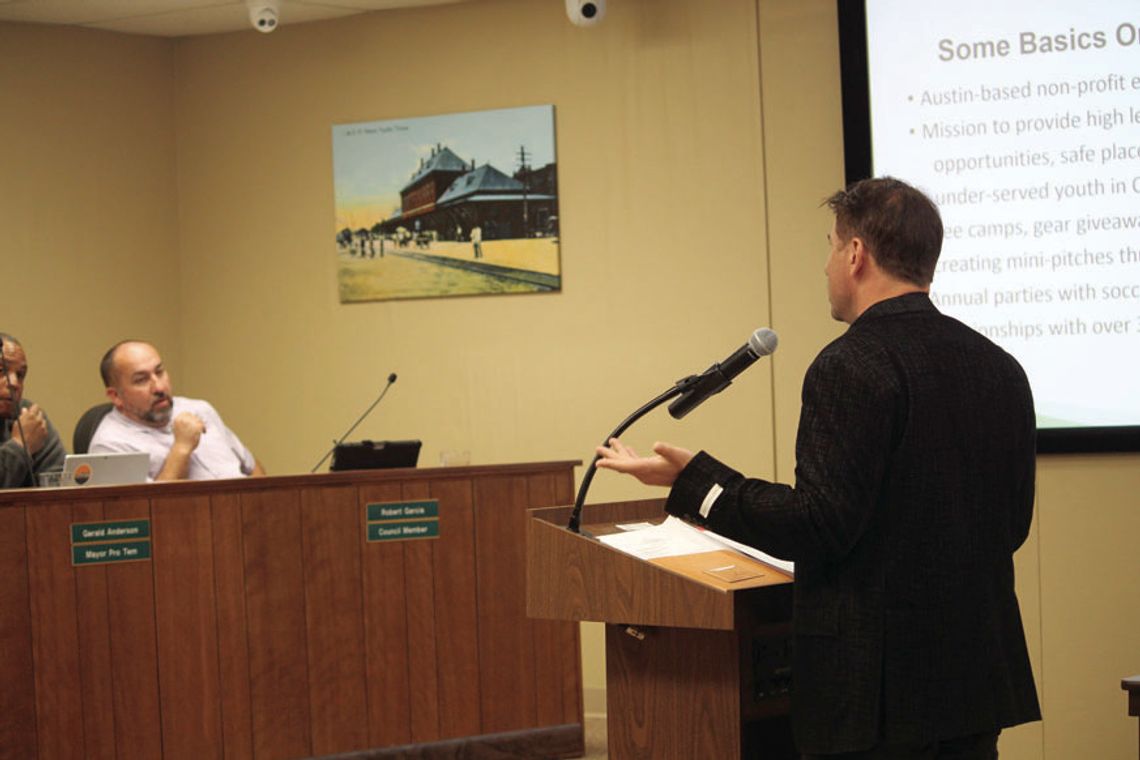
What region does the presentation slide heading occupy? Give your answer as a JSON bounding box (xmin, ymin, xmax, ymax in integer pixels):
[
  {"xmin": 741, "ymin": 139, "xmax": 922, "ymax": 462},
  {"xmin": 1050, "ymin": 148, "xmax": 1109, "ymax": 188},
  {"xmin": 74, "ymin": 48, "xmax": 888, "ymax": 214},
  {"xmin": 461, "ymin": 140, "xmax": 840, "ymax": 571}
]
[{"xmin": 939, "ymin": 23, "xmax": 1140, "ymax": 61}]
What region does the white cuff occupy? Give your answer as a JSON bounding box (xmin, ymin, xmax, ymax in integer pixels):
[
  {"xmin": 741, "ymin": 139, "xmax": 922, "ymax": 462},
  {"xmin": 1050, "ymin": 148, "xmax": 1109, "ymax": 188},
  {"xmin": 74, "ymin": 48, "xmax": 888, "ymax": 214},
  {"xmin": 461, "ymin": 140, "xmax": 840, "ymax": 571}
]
[{"xmin": 698, "ymin": 483, "xmax": 724, "ymax": 519}]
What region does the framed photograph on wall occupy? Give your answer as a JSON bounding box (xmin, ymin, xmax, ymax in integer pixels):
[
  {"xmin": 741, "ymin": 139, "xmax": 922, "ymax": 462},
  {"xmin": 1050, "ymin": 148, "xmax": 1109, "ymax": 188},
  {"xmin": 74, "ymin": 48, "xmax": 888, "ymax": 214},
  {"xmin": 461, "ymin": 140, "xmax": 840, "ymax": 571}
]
[{"xmin": 332, "ymin": 105, "xmax": 561, "ymax": 303}]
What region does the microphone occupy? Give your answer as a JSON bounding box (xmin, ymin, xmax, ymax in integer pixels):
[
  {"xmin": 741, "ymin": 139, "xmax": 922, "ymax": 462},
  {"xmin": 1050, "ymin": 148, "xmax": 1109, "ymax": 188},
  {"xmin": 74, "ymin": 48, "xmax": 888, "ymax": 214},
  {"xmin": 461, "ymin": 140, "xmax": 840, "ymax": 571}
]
[
  {"xmin": 311, "ymin": 372, "xmax": 398, "ymax": 473},
  {"xmin": 567, "ymin": 327, "xmax": 778, "ymax": 533},
  {"xmin": 667, "ymin": 328, "xmax": 778, "ymax": 419}
]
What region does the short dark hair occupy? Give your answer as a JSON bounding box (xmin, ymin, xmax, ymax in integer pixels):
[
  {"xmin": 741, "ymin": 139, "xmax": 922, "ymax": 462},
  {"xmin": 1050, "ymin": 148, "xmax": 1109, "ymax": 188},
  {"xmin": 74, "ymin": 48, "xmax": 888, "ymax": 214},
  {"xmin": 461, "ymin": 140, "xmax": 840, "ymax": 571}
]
[
  {"xmin": 100, "ymin": 340, "xmax": 145, "ymax": 388},
  {"xmin": 825, "ymin": 177, "xmax": 943, "ymax": 286}
]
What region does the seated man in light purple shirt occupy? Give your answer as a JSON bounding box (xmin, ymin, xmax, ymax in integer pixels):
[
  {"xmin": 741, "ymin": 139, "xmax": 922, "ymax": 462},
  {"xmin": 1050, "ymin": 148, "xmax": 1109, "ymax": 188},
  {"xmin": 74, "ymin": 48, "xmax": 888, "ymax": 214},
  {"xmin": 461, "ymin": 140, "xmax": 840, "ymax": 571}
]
[{"xmin": 89, "ymin": 340, "xmax": 266, "ymax": 481}]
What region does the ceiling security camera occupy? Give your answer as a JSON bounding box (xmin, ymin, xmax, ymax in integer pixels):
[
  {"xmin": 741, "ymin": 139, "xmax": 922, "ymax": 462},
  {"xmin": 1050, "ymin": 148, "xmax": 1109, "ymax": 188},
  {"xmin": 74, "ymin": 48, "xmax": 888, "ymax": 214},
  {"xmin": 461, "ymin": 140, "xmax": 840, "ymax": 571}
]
[
  {"xmin": 566, "ymin": 0, "xmax": 605, "ymax": 27},
  {"xmin": 247, "ymin": 1, "xmax": 279, "ymax": 33}
]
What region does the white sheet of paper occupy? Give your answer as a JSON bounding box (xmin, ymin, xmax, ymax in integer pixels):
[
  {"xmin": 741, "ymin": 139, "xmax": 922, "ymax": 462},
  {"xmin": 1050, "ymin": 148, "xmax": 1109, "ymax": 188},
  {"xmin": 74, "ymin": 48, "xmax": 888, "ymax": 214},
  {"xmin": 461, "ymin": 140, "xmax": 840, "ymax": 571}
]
[
  {"xmin": 598, "ymin": 516, "xmax": 725, "ymax": 559},
  {"xmin": 614, "ymin": 521, "xmax": 656, "ymax": 532},
  {"xmin": 598, "ymin": 515, "xmax": 795, "ymax": 576}
]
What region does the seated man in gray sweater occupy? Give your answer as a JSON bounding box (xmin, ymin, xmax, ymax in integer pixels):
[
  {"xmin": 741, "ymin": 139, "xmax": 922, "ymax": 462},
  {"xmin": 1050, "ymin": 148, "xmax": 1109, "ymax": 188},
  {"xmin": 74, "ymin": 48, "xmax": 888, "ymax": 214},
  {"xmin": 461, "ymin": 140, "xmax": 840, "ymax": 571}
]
[{"xmin": 0, "ymin": 333, "xmax": 66, "ymax": 488}]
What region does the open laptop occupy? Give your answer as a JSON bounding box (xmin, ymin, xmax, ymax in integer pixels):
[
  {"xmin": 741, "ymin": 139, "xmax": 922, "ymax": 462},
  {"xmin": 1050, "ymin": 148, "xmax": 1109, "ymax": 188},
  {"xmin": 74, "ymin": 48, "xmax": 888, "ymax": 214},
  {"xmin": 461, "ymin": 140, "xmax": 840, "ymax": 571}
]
[
  {"xmin": 61, "ymin": 452, "xmax": 150, "ymax": 486},
  {"xmin": 331, "ymin": 440, "xmax": 422, "ymax": 471}
]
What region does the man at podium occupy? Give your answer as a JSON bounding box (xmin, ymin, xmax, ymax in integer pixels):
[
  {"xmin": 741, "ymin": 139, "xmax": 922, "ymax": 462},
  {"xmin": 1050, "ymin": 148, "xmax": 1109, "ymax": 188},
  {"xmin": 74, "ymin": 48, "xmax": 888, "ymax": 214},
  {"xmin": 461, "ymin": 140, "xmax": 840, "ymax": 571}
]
[{"xmin": 597, "ymin": 177, "xmax": 1040, "ymax": 759}]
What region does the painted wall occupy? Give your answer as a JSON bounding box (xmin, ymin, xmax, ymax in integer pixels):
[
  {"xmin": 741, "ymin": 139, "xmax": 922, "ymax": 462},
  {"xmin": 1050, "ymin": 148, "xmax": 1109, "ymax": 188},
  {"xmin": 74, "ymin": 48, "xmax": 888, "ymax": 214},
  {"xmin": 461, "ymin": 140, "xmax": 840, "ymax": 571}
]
[
  {"xmin": 170, "ymin": 0, "xmax": 775, "ymax": 485},
  {"xmin": 0, "ymin": 23, "xmax": 181, "ymax": 435},
  {"xmin": 2, "ymin": 0, "xmax": 1137, "ymax": 756}
]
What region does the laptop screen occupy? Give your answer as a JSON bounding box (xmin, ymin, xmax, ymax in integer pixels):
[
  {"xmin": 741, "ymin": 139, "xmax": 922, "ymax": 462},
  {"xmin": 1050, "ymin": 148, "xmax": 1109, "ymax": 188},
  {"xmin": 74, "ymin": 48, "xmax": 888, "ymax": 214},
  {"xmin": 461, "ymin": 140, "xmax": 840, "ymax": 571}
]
[{"xmin": 330, "ymin": 440, "xmax": 421, "ymax": 471}]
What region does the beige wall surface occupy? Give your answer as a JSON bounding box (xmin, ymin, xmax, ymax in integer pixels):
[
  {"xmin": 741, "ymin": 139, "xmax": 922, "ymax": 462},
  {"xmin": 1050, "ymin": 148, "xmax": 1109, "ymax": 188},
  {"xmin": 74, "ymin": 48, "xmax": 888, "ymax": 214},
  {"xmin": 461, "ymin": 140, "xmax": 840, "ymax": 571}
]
[
  {"xmin": 0, "ymin": 23, "xmax": 182, "ymax": 438},
  {"xmin": 1, "ymin": 1, "xmax": 1137, "ymax": 757},
  {"xmin": 1035, "ymin": 455, "xmax": 1140, "ymax": 760},
  {"xmin": 171, "ymin": 0, "xmax": 775, "ymax": 489}
]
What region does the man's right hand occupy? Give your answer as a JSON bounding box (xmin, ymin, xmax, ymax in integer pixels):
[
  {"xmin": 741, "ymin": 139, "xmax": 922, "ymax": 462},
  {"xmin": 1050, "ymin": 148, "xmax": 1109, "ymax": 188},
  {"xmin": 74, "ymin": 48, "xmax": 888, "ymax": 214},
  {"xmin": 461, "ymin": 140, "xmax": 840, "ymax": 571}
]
[
  {"xmin": 11, "ymin": 403, "xmax": 48, "ymax": 454},
  {"xmin": 171, "ymin": 412, "xmax": 206, "ymax": 452},
  {"xmin": 155, "ymin": 412, "xmax": 206, "ymax": 481}
]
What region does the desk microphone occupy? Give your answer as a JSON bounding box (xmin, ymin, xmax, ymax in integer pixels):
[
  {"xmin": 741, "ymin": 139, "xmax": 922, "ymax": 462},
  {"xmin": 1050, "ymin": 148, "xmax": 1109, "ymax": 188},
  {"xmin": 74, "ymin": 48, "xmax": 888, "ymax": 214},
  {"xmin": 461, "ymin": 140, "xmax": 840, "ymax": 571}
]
[{"xmin": 311, "ymin": 372, "xmax": 398, "ymax": 473}]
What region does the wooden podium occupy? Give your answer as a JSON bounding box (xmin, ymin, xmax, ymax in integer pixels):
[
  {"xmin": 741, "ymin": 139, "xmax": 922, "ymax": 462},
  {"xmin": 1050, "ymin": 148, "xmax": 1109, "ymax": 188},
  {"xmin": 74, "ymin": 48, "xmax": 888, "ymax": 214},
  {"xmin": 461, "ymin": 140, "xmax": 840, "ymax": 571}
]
[
  {"xmin": 0, "ymin": 462, "xmax": 583, "ymax": 760},
  {"xmin": 527, "ymin": 499, "xmax": 797, "ymax": 760}
]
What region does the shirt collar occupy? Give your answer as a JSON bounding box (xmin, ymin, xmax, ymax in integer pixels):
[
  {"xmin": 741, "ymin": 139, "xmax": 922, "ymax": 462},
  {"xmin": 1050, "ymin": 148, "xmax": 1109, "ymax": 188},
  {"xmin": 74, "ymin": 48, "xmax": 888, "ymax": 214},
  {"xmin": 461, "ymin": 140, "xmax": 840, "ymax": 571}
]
[{"xmin": 850, "ymin": 291, "xmax": 936, "ymax": 327}]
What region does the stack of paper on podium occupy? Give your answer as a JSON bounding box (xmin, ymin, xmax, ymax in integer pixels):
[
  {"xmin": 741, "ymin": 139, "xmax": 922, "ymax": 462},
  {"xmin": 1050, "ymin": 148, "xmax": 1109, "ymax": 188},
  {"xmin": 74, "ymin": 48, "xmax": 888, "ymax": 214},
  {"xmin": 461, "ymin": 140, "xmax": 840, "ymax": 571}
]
[{"xmin": 599, "ymin": 515, "xmax": 794, "ymax": 576}]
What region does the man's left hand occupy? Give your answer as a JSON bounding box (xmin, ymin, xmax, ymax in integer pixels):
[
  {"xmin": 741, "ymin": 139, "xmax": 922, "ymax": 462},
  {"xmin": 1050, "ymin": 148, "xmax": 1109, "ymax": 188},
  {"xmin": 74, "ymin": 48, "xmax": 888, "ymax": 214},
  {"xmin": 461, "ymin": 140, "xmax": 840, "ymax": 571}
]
[{"xmin": 595, "ymin": 438, "xmax": 694, "ymax": 487}]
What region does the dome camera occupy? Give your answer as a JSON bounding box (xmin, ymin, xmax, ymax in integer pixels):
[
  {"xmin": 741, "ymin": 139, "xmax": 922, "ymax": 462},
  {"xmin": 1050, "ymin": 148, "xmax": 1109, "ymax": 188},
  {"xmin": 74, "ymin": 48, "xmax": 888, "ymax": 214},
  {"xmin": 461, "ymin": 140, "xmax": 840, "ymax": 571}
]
[
  {"xmin": 565, "ymin": 0, "xmax": 605, "ymax": 27},
  {"xmin": 247, "ymin": 1, "xmax": 279, "ymax": 33}
]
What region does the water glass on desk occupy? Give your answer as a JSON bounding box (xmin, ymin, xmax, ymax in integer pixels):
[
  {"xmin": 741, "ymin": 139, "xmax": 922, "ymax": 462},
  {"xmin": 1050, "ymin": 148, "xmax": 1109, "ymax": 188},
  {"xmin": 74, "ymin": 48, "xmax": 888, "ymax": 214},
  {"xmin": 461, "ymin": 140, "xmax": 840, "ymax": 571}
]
[{"xmin": 38, "ymin": 469, "xmax": 63, "ymax": 488}]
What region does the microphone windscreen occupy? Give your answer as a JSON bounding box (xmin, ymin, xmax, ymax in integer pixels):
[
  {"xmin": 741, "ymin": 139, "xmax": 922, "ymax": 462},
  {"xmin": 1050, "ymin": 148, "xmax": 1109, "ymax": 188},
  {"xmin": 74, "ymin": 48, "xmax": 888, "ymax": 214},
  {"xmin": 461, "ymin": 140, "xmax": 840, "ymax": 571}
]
[
  {"xmin": 388, "ymin": 372, "xmax": 398, "ymax": 383},
  {"xmin": 748, "ymin": 328, "xmax": 779, "ymax": 357}
]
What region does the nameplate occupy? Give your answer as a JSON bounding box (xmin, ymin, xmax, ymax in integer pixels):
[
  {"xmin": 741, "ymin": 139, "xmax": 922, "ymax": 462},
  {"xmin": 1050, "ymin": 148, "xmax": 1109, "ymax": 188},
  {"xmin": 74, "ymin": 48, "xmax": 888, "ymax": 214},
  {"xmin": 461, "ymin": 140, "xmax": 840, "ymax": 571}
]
[
  {"xmin": 365, "ymin": 500, "xmax": 440, "ymax": 543},
  {"xmin": 73, "ymin": 541, "xmax": 152, "ymax": 566},
  {"xmin": 71, "ymin": 519, "xmax": 152, "ymax": 567},
  {"xmin": 71, "ymin": 519, "xmax": 151, "ymax": 544},
  {"xmin": 366, "ymin": 500, "xmax": 439, "ymax": 521},
  {"xmin": 367, "ymin": 520, "xmax": 440, "ymax": 541}
]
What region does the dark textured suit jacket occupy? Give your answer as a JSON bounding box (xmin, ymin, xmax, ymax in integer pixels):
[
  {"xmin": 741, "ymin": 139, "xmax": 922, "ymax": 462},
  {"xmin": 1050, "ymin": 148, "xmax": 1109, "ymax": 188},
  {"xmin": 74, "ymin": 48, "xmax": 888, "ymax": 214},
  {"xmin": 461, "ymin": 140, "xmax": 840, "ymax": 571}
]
[{"xmin": 666, "ymin": 292, "xmax": 1041, "ymax": 754}]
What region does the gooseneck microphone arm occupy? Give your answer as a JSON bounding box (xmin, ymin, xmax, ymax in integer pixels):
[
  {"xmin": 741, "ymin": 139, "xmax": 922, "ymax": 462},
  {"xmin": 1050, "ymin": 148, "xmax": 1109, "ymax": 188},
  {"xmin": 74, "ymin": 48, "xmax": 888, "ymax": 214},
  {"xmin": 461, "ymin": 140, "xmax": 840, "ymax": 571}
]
[
  {"xmin": 567, "ymin": 327, "xmax": 778, "ymax": 534},
  {"xmin": 310, "ymin": 372, "xmax": 398, "ymax": 473},
  {"xmin": 566, "ymin": 378, "xmax": 697, "ymax": 534}
]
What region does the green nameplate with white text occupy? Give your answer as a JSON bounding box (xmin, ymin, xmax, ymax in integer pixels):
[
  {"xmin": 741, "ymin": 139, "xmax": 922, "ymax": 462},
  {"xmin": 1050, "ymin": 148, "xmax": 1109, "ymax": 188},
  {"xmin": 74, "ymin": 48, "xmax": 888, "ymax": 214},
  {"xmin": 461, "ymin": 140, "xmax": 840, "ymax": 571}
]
[
  {"xmin": 367, "ymin": 520, "xmax": 440, "ymax": 541},
  {"xmin": 70, "ymin": 519, "xmax": 153, "ymax": 567},
  {"xmin": 72, "ymin": 541, "xmax": 152, "ymax": 566},
  {"xmin": 367, "ymin": 500, "xmax": 439, "ymax": 521},
  {"xmin": 365, "ymin": 500, "xmax": 440, "ymax": 543},
  {"xmin": 71, "ymin": 519, "xmax": 150, "ymax": 544}
]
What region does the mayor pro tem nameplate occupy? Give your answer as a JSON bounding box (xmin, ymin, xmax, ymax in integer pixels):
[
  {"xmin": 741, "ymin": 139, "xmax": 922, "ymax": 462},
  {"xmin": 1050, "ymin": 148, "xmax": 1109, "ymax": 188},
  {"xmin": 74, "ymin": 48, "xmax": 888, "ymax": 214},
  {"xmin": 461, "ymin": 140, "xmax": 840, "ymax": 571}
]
[{"xmin": 70, "ymin": 519, "xmax": 153, "ymax": 566}]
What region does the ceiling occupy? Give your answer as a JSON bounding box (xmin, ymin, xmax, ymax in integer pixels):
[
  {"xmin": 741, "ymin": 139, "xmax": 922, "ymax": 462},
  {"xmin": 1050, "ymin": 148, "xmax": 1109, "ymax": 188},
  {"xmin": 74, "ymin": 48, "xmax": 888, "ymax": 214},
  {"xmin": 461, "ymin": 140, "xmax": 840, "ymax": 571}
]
[{"xmin": 0, "ymin": 0, "xmax": 469, "ymax": 37}]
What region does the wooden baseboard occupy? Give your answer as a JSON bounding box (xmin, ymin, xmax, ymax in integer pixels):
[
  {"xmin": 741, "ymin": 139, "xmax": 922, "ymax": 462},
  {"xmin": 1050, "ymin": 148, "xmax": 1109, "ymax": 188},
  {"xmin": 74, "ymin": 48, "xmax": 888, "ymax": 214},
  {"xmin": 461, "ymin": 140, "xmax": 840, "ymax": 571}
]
[{"xmin": 312, "ymin": 723, "xmax": 585, "ymax": 759}]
